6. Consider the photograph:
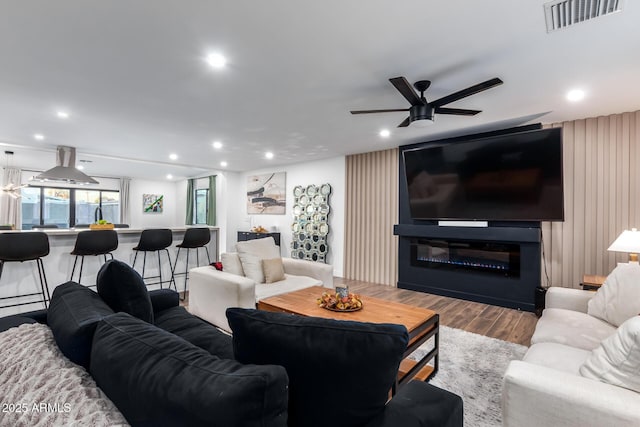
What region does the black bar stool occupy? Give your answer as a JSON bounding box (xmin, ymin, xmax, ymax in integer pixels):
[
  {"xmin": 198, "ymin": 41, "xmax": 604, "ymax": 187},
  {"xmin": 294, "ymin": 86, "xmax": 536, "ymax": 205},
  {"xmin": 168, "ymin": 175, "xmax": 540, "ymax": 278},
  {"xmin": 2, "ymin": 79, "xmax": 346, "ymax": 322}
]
[
  {"xmin": 0, "ymin": 232, "xmax": 51, "ymax": 309},
  {"xmin": 70, "ymin": 230, "xmax": 118, "ymax": 284},
  {"xmin": 173, "ymin": 228, "xmax": 212, "ymax": 295},
  {"xmin": 132, "ymin": 229, "xmax": 175, "ymax": 290}
]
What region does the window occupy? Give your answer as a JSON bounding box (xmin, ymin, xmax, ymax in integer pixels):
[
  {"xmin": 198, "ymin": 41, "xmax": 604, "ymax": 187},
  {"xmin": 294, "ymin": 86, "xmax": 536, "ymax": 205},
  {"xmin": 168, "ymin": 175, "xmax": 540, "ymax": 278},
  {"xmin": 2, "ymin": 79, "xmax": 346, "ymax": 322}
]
[
  {"xmin": 195, "ymin": 188, "xmax": 209, "ymax": 224},
  {"xmin": 21, "ymin": 186, "xmax": 120, "ymax": 229},
  {"xmin": 75, "ymin": 190, "xmax": 120, "ymax": 225}
]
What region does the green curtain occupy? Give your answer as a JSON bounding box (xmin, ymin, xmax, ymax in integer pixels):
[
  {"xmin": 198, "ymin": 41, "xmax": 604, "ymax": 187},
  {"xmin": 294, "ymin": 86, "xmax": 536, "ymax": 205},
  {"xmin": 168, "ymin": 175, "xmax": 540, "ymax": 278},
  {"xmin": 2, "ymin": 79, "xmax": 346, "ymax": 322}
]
[
  {"xmin": 207, "ymin": 175, "xmax": 216, "ymax": 226},
  {"xmin": 185, "ymin": 178, "xmax": 195, "ymax": 225}
]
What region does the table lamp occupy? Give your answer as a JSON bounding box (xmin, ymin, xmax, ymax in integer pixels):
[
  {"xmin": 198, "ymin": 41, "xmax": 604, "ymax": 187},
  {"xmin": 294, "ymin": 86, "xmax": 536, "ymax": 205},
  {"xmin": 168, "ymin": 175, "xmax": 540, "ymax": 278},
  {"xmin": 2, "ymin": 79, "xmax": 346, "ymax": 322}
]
[{"xmin": 608, "ymin": 228, "xmax": 640, "ymax": 263}]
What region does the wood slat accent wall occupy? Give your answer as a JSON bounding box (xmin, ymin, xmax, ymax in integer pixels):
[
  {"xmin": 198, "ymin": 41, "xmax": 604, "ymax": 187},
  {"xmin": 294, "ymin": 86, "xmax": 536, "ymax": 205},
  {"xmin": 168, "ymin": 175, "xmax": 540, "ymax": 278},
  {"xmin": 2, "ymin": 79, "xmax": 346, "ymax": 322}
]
[
  {"xmin": 344, "ymin": 111, "xmax": 640, "ymax": 290},
  {"xmin": 344, "ymin": 148, "xmax": 399, "ymax": 286},
  {"xmin": 542, "ymin": 111, "xmax": 640, "ymax": 288}
]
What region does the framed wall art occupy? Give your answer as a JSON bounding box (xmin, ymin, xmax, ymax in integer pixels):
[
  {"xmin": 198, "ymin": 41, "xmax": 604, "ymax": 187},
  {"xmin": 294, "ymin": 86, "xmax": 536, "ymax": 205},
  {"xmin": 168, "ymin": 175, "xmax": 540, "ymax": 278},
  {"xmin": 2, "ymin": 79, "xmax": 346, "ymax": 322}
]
[
  {"xmin": 247, "ymin": 172, "xmax": 286, "ymax": 214},
  {"xmin": 143, "ymin": 194, "xmax": 163, "ymax": 213}
]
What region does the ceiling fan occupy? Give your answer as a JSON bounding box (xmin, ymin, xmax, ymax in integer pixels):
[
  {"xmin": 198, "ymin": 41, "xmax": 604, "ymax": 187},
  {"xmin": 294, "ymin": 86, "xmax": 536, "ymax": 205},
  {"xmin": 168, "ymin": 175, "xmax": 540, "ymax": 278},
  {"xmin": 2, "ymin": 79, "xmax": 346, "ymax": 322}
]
[{"xmin": 350, "ymin": 76, "xmax": 503, "ymax": 127}]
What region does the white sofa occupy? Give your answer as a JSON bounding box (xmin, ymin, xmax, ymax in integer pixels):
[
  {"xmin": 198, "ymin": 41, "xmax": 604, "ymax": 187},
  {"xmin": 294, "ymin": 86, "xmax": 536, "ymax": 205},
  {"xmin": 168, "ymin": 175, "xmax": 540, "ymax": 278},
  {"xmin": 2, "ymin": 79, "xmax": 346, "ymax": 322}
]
[
  {"xmin": 503, "ymin": 264, "xmax": 640, "ymax": 427},
  {"xmin": 188, "ymin": 236, "xmax": 334, "ymax": 332}
]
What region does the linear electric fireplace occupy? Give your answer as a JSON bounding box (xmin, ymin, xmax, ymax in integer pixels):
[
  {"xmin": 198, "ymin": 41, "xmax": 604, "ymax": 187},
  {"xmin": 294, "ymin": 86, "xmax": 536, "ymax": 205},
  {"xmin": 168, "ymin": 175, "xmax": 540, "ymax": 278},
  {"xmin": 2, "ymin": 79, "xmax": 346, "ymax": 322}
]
[
  {"xmin": 394, "ymin": 224, "xmax": 541, "ymax": 311},
  {"xmin": 410, "ymin": 238, "xmax": 520, "ymax": 278}
]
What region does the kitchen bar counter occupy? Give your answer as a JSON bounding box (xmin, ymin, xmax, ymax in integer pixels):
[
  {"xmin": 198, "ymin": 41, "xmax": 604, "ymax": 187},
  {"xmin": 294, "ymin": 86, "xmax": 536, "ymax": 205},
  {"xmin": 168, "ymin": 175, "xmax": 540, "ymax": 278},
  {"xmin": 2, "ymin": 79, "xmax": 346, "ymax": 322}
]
[{"xmin": 0, "ymin": 226, "xmax": 219, "ymax": 316}]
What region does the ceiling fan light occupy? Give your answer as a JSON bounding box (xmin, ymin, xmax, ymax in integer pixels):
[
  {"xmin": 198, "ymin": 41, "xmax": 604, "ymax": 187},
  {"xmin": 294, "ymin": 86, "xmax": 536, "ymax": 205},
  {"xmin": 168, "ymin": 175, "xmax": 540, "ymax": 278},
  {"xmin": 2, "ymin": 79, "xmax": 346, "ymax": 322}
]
[{"xmin": 411, "ymin": 118, "xmax": 434, "ymax": 127}]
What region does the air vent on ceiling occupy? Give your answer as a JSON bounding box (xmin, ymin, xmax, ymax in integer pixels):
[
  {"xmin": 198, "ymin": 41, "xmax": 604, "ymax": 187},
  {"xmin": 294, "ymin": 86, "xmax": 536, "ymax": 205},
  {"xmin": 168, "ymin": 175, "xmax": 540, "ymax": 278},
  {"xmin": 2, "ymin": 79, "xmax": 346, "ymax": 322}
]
[{"xmin": 544, "ymin": 0, "xmax": 623, "ymax": 32}]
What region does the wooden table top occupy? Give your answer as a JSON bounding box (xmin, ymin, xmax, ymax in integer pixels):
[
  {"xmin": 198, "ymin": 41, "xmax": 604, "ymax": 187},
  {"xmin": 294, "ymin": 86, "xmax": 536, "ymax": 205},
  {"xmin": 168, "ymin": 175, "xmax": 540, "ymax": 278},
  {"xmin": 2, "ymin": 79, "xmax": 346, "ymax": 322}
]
[{"xmin": 257, "ymin": 286, "xmax": 437, "ymax": 333}]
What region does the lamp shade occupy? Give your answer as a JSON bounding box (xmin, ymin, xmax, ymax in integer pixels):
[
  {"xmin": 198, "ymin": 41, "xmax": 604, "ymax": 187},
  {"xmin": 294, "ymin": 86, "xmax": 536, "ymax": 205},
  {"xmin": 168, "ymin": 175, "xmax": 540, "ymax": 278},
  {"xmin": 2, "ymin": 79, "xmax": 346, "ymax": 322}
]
[{"xmin": 608, "ymin": 228, "xmax": 640, "ymax": 262}]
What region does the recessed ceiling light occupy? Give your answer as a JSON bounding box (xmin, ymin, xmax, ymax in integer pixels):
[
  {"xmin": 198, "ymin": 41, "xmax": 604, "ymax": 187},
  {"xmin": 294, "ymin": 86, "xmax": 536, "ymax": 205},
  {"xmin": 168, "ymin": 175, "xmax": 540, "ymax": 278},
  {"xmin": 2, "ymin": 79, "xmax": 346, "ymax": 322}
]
[
  {"xmin": 265, "ymin": 152, "xmax": 274, "ymax": 159},
  {"xmin": 56, "ymin": 111, "xmax": 70, "ymax": 119},
  {"xmin": 205, "ymin": 53, "xmax": 227, "ymax": 69},
  {"xmin": 220, "ymin": 161, "xmax": 228, "ymax": 167},
  {"xmin": 566, "ymin": 89, "xmax": 585, "ymax": 102},
  {"xmin": 379, "ymin": 129, "xmax": 391, "ymax": 138},
  {"xmin": 33, "ymin": 133, "xmax": 45, "ymax": 140},
  {"xmin": 166, "ymin": 174, "xmax": 173, "ymax": 180},
  {"xmin": 169, "ymin": 153, "xmax": 178, "ymax": 160},
  {"xmin": 212, "ymin": 141, "xmax": 223, "ymax": 149},
  {"xmin": 76, "ymin": 165, "xmax": 84, "ymax": 170}
]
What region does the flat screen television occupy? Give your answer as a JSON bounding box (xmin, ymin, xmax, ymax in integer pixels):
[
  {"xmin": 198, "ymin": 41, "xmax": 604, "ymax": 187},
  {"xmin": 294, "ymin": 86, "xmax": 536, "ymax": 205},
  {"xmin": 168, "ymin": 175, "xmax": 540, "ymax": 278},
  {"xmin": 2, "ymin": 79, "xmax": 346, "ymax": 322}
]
[{"xmin": 403, "ymin": 127, "xmax": 564, "ymax": 221}]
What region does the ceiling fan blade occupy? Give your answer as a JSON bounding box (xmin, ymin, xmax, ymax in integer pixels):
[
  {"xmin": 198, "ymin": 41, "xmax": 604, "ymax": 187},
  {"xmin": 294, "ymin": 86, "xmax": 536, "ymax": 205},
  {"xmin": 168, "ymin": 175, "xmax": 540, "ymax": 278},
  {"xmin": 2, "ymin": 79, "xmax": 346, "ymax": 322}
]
[
  {"xmin": 431, "ymin": 78, "xmax": 503, "ymax": 107},
  {"xmin": 397, "ymin": 117, "xmax": 411, "ymax": 127},
  {"xmin": 435, "ymin": 107, "xmax": 481, "ymax": 116},
  {"xmin": 389, "ymin": 77, "xmax": 423, "ymax": 106},
  {"xmin": 350, "ymin": 108, "xmax": 409, "ymax": 114}
]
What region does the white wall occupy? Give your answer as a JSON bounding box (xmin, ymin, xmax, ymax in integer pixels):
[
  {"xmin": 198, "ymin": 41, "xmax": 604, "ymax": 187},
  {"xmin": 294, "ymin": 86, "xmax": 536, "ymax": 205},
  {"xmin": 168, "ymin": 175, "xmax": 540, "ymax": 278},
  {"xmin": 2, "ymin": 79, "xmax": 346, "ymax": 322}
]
[
  {"xmin": 128, "ymin": 179, "xmax": 181, "ymax": 228},
  {"xmin": 234, "ymin": 156, "xmax": 346, "ymax": 277},
  {"xmin": 217, "ymin": 171, "xmax": 243, "ymax": 254}
]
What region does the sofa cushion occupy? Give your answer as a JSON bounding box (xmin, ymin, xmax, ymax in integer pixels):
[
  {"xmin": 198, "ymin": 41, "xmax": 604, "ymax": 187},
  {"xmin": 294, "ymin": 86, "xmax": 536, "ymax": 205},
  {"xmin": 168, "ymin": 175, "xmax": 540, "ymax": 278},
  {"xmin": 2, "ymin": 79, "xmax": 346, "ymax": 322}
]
[
  {"xmin": 221, "ymin": 252, "xmax": 245, "ymax": 276},
  {"xmin": 531, "ymin": 308, "xmax": 617, "ymax": 350},
  {"xmin": 226, "ymin": 307, "xmax": 409, "ymax": 427},
  {"xmin": 90, "ymin": 312, "xmax": 289, "ymax": 427},
  {"xmin": 148, "ymin": 288, "xmax": 180, "ymax": 314},
  {"xmin": 588, "ymin": 263, "xmax": 640, "ymax": 327},
  {"xmin": 238, "ymin": 253, "xmax": 266, "ymax": 283},
  {"xmin": 254, "ymin": 274, "xmax": 322, "ymax": 302},
  {"xmin": 0, "ymin": 315, "xmax": 37, "ymax": 333},
  {"xmin": 236, "ymin": 237, "xmax": 280, "ymax": 283},
  {"xmin": 523, "ymin": 342, "xmax": 591, "ymax": 375},
  {"xmin": 96, "ymin": 259, "xmax": 154, "ymax": 323},
  {"xmin": 47, "ymin": 281, "xmax": 115, "ymax": 369},
  {"xmin": 579, "ymin": 316, "xmax": 640, "ymax": 393},
  {"xmin": 154, "ymin": 305, "xmax": 234, "ymax": 359},
  {"xmin": 263, "ymin": 258, "xmax": 285, "ymax": 283}
]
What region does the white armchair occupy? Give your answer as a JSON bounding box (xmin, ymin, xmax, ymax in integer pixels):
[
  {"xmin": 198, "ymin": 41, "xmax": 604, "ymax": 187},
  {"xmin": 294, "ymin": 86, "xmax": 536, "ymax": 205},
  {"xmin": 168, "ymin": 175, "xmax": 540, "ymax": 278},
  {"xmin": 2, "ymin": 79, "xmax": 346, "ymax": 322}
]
[
  {"xmin": 188, "ymin": 237, "xmax": 333, "ymax": 332},
  {"xmin": 503, "ymin": 265, "xmax": 640, "ymax": 427}
]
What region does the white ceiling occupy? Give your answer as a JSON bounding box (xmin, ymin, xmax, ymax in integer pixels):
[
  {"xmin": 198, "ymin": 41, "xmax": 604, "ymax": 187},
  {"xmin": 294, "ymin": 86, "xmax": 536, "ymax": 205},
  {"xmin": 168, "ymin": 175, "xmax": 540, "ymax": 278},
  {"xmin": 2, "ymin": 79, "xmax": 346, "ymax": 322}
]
[{"xmin": 1, "ymin": 1, "xmax": 639, "ymax": 181}]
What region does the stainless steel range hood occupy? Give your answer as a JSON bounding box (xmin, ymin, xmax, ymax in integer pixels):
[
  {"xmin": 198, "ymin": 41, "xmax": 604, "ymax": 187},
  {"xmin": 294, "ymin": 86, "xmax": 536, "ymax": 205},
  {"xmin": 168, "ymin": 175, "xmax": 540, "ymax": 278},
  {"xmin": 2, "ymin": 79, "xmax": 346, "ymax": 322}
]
[{"xmin": 32, "ymin": 146, "xmax": 99, "ymax": 185}]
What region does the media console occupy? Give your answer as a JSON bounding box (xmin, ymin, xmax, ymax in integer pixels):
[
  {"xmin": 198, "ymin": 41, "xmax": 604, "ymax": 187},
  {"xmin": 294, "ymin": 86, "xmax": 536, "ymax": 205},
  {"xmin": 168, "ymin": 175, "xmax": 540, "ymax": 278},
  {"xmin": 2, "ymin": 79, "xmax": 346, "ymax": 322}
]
[{"xmin": 394, "ymin": 224, "xmax": 540, "ymax": 311}]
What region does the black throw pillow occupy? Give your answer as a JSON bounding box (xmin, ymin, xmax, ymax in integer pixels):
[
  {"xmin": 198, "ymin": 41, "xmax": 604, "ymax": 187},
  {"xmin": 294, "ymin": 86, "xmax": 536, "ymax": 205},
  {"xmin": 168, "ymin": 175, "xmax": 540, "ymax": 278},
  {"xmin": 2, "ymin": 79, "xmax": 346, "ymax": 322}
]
[
  {"xmin": 226, "ymin": 308, "xmax": 409, "ymax": 427},
  {"xmin": 90, "ymin": 312, "xmax": 289, "ymax": 427},
  {"xmin": 47, "ymin": 281, "xmax": 115, "ymax": 368},
  {"xmin": 96, "ymin": 259, "xmax": 154, "ymax": 323}
]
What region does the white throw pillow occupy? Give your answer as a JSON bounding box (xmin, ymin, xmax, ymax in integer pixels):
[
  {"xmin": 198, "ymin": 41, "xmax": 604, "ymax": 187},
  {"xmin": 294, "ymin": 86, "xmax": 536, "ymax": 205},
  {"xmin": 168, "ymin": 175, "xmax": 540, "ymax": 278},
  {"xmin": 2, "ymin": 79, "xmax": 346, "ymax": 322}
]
[
  {"xmin": 587, "ymin": 263, "xmax": 640, "ymax": 327},
  {"xmin": 579, "ymin": 316, "xmax": 640, "ymax": 393},
  {"xmin": 220, "ymin": 252, "xmax": 245, "ymax": 277},
  {"xmin": 236, "ymin": 237, "xmax": 281, "ymax": 283},
  {"xmin": 238, "ymin": 253, "xmax": 265, "ymax": 283}
]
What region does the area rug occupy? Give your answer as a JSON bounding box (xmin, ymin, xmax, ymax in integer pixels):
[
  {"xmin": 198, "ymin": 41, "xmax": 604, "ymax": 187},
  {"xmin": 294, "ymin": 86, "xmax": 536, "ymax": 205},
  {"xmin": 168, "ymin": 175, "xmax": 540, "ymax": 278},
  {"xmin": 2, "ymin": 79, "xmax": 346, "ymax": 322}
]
[{"xmin": 408, "ymin": 326, "xmax": 527, "ymax": 427}]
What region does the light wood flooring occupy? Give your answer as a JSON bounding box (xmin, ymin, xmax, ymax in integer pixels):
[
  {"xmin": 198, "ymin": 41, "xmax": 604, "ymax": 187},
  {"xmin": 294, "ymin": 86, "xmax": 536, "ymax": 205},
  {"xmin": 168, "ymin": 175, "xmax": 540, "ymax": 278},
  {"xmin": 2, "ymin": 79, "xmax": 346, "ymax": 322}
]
[
  {"xmin": 183, "ymin": 278, "xmax": 539, "ymax": 346},
  {"xmin": 334, "ymin": 278, "xmax": 538, "ymax": 346}
]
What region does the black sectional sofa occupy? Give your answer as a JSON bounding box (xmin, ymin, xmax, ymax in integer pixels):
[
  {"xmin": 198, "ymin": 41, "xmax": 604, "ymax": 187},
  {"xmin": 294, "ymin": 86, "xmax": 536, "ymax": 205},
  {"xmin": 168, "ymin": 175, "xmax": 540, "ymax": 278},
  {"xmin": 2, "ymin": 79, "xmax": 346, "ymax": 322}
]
[{"xmin": 0, "ymin": 260, "xmax": 462, "ymax": 427}]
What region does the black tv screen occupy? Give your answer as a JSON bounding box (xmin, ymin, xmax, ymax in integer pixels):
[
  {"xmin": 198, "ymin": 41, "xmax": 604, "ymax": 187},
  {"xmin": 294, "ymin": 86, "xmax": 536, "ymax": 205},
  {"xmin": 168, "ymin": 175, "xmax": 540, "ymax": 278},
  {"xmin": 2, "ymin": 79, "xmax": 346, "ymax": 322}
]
[{"xmin": 403, "ymin": 127, "xmax": 564, "ymax": 221}]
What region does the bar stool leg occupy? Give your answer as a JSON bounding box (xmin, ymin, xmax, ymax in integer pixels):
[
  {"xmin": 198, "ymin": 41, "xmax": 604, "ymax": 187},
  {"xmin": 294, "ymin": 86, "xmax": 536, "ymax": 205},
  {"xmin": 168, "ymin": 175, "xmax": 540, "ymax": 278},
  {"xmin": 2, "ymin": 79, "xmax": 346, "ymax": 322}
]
[
  {"xmin": 71, "ymin": 256, "xmax": 79, "ymax": 281},
  {"xmin": 142, "ymin": 252, "xmax": 147, "ymax": 281},
  {"xmin": 172, "ymin": 247, "xmax": 181, "ymax": 288},
  {"xmin": 35, "ymin": 258, "xmax": 50, "ymax": 308},
  {"xmin": 78, "ymin": 256, "xmax": 85, "ymax": 284},
  {"xmin": 204, "ymin": 246, "xmax": 211, "ymax": 264},
  {"xmin": 164, "ymin": 248, "xmax": 177, "ymax": 291},
  {"xmin": 132, "ymin": 250, "xmax": 139, "ymax": 269},
  {"xmin": 157, "ymin": 250, "xmax": 163, "ymax": 289},
  {"xmin": 184, "ymin": 249, "xmax": 190, "ymax": 295}
]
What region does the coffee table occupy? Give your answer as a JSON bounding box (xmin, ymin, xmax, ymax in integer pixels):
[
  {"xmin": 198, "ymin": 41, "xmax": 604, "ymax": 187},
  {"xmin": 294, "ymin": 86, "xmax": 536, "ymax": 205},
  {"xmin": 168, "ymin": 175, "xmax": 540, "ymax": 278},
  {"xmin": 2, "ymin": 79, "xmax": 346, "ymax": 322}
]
[{"xmin": 257, "ymin": 286, "xmax": 439, "ymax": 392}]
